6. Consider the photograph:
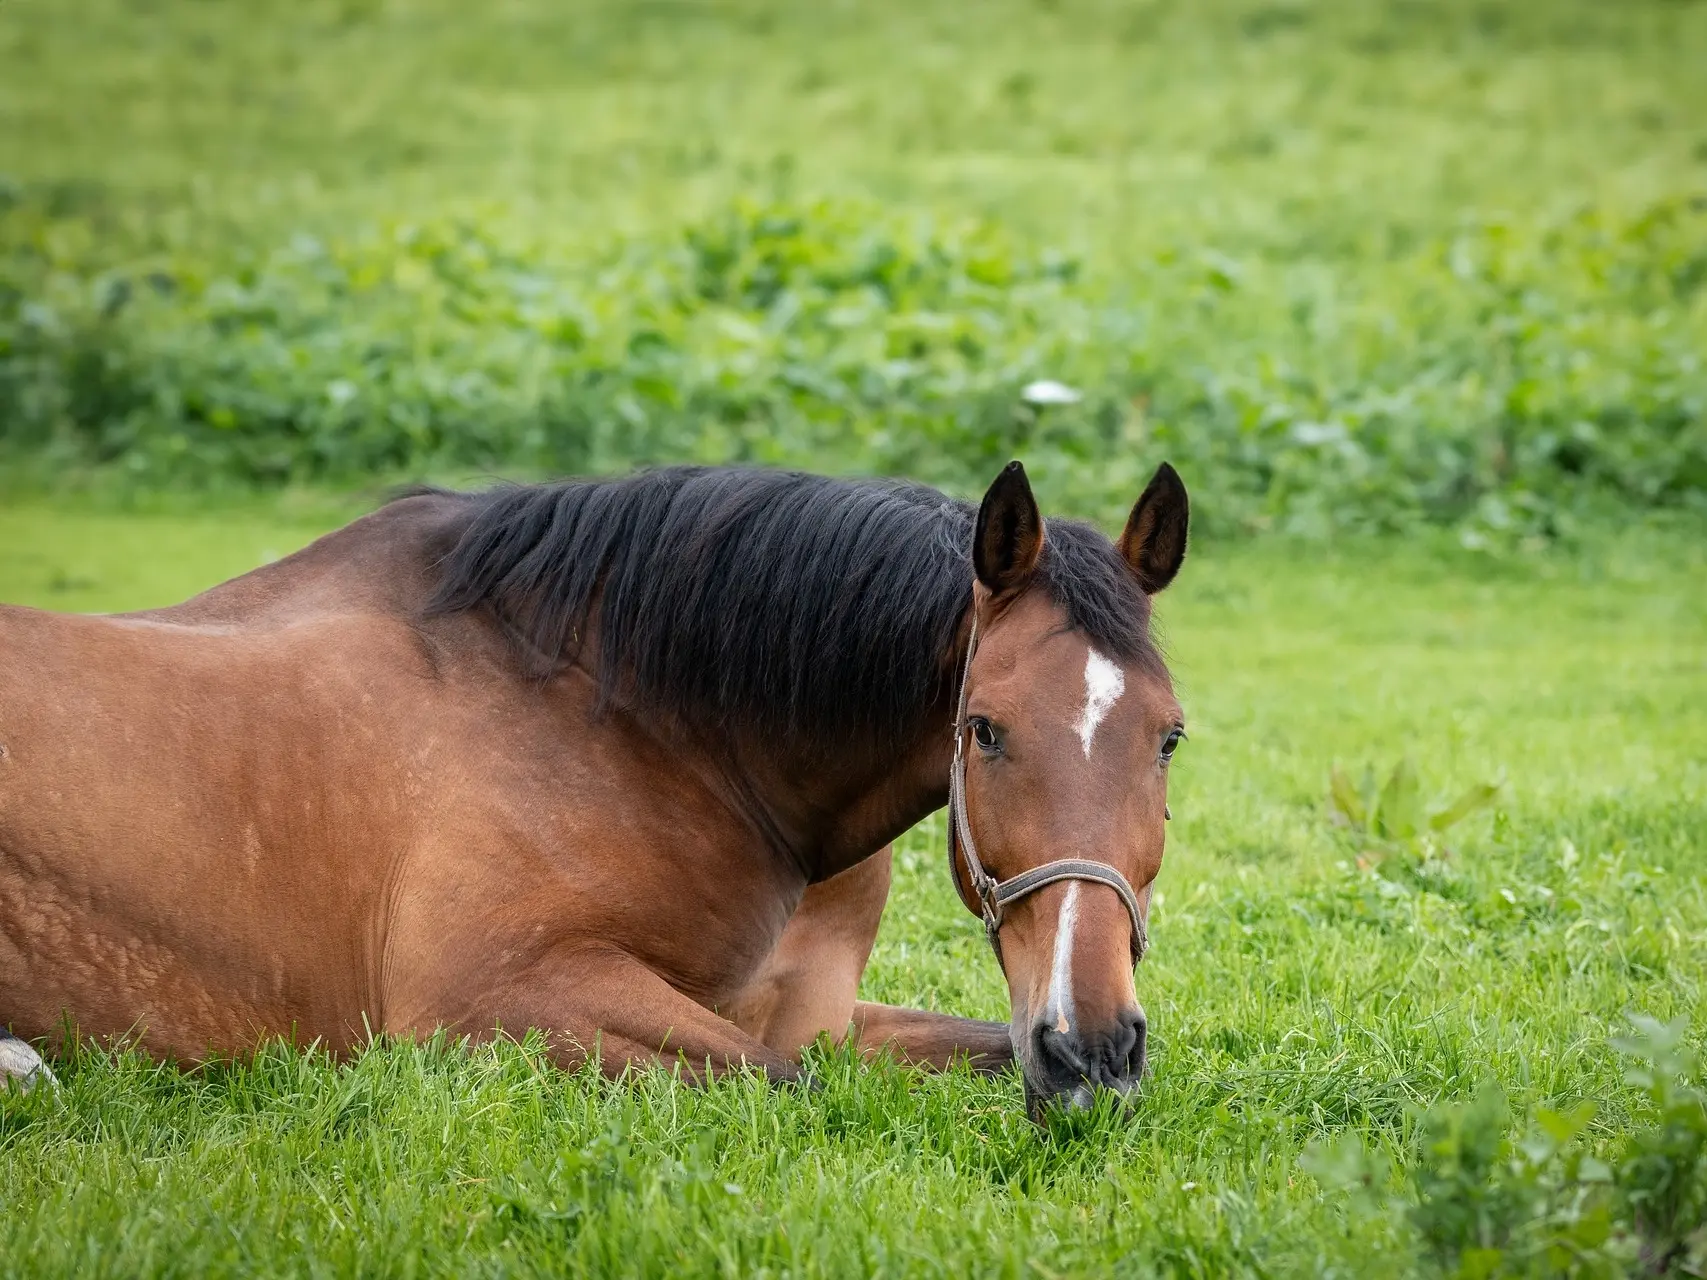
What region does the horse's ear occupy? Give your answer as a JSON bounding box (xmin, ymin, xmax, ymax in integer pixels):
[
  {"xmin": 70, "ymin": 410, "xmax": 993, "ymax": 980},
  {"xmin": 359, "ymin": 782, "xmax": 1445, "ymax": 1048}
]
[
  {"xmin": 1118, "ymin": 462, "xmax": 1189, "ymax": 594},
  {"xmin": 974, "ymin": 461, "xmax": 1045, "ymax": 596}
]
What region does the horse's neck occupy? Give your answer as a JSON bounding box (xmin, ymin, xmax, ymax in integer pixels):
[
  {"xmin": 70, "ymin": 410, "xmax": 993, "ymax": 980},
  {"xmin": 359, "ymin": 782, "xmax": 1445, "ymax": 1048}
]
[
  {"xmin": 725, "ymin": 613, "xmax": 969, "ymax": 883},
  {"xmin": 730, "ymin": 701, "xmax": 956, "ymax": 884},
  {"xmin": 135, "ymin": 490, "xmax": 962, "ymax": 882}
]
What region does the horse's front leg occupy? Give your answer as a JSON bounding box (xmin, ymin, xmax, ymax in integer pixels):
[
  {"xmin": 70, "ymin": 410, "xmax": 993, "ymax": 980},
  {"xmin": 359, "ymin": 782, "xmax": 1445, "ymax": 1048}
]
[
  {"xmin": 724, "ymin": 850, "xmax": 890, "ymax": 1056},
  {"xmin": 849, "ymin": 1002, "xmax": 1013, "ymax": 1074},
  {"xmin": 441, "ymin": 947, "xmax": 806, "ymax": 1085},
  {"xmin": 726, "ymin": 848, "xmax": 1016, "ymax": 1075}
]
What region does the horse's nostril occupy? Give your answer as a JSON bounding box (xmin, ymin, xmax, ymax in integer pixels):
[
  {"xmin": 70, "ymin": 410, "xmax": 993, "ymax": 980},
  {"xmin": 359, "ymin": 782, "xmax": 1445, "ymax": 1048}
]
[
  {"xmin": 1105, "ymin": 1015, "xmax": 1137, "ymax": 1076},
  {"xmin": 1124, "ymin": 1009, "xmax": 1149, "ymax": 1079},
  {"xmin": 1089, "ymin": 1011, "xmax": 1146, "ymax": 1088},
  {"xmin": 1034, "ymin": 1024, "xmax": 1088, "ymax": 1079}
]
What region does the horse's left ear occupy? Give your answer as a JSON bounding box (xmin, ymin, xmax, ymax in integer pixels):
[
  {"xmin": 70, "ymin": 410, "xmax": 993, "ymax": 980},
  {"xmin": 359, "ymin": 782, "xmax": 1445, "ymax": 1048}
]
[
  {"xmin": 974, "ymin": 460, "xmax": 1045, "ymax": 597},
  {"xmin": 1118, "ymin": 462, "xmax": 1189, "ymax": 594}
]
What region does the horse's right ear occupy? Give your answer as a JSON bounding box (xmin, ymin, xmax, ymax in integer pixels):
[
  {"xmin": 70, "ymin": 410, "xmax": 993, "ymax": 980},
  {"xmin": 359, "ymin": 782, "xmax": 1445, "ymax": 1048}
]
[{"xmin": 974, "ymin": 460, "xmax": 1044, "ymax": 597}]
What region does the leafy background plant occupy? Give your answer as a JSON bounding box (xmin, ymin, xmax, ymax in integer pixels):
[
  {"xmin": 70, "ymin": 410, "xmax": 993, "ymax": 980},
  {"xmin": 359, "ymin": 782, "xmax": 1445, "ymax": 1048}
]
[
  {"xmin": 4, "ymin": 192, "xmax": 1705, "ymax": 539},
  {"xmin": 4, "ymin": 0, "xmax": 1707, "ymax": 541}
]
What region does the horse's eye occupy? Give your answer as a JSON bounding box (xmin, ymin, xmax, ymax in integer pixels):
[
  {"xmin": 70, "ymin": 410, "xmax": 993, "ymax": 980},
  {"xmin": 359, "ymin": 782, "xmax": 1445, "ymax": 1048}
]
[
  {"xmin": 1161, "ymin": 727, "xmax": 1185, "ymax": 761},
  {"xmin": 970, "ymin": 717, "xmax": 1001, "ymax": 753}
]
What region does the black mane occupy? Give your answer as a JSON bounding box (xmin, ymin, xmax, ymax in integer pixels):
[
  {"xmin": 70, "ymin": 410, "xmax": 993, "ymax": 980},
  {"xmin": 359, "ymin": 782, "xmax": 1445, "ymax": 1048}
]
[{"xmin": 421, "ymin": 467, "xmax": 1160, "ymax": 746}]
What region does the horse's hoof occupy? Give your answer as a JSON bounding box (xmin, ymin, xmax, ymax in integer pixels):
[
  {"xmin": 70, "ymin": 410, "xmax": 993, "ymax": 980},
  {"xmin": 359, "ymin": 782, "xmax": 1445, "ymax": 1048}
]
[
  {"xmin": 760, "ymin": 1061, "xmax": 821, "ymax": 1093},
  {"xmin": 0, "ymin": 1035, "xmax": 56, "ymax": 1094},
  {"xmin": 790, "ymin": 1069, "xmax": 825, "ymax": 1095}
]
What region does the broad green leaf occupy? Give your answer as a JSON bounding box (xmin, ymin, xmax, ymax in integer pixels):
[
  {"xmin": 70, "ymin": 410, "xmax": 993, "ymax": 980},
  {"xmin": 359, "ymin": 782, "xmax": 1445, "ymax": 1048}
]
[
  {"xmin": 1359, "ymin": 764, "xmax": 1380, "ymax": 836},
  {"xmin": 1376, "ymin": 757, "xmax": 1420, "ymax": 841},
  {"xmin": 1577, "ymin": 1156, "xmax": 1613, "ymax": 1183},
  {"xmin": 1299, "ymin": 1133, "xmax": 1384, "ymax": 1193},
  {"xmin": 1428, "ymin": 782, "xmax": 1500, "ymax": 832},
  {"xmin": 1534, "ymin": 1100, "xmax": 1596, "ymax": 1145},
  {"xmin": 1328, "ymin": 765, "xmax": 1365, "ymax": 828}
]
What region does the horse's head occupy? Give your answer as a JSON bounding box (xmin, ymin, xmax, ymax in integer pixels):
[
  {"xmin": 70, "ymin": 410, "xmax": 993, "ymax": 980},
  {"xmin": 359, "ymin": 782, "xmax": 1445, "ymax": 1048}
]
[{"xmin": 951, "ymin": 460, "xmax": 1188, "ymax": 1117}]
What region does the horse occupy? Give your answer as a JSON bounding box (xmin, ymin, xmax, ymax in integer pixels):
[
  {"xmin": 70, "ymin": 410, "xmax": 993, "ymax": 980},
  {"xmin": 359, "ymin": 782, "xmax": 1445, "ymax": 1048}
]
[{"xmin": 0, "ymin": 459, "xmax": 1188, "ymax": 1115}]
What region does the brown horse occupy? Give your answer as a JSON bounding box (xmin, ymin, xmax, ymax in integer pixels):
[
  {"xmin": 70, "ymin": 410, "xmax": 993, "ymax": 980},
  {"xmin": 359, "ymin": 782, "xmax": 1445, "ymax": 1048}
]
[{"xmin": 0, "ymin": 460, "xmax": 1187, "ymax": 1114}]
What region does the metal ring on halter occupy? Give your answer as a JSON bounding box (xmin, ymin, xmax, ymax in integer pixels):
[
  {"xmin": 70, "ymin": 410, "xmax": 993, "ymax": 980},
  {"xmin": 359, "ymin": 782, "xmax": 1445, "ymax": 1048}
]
[{"xmin": 945, "ymin": 610, "xmax": 1150, "ymax": 969}]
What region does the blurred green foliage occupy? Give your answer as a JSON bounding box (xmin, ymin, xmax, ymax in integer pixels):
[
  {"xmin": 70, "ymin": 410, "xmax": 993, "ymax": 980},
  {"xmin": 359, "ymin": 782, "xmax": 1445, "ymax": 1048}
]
[
  {"xmin": 3, "ymin": 0, "xmax": 1707, "ymax": 536},
  {"xmin": 3, "ymin": 191, "xmax": 1704, "ymax": 537}
]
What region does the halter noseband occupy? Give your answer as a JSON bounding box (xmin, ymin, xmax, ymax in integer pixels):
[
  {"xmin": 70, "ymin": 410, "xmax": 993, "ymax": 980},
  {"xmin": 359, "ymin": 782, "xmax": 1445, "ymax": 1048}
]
[{"xmin": 946, "ymin": 608, "xmax": 1151, "ymax": 969}]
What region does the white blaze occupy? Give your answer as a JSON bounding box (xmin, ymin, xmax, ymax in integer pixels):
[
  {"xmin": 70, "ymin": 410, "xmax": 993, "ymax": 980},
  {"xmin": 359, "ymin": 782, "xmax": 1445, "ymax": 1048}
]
[
  {"xmin": 1075, "ymin": 649, "xmax": 1126, "ymax": 758},
  {"xmin": 1048, "ymin": 882, "xmax": 1081, "ymax": 1033}
]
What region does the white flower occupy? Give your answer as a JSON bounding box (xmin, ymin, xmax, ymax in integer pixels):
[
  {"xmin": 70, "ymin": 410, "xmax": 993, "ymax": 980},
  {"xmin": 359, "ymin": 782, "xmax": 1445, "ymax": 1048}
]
[
  {"xmin": 1288, "ymin": 420, "xmax": 1349, "ymax": 446},
  {"xmin": 1020, "ymin": 379, "xmax": 1082, "ymax": 406}
]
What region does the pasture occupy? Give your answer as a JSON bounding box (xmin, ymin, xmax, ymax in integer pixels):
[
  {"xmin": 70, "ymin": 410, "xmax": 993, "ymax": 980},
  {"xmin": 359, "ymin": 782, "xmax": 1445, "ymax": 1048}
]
[
  {"xmin": 2, "ymin": 505, "xmax": 1705, "ymax": 1275},
  {"xmin": 3, "ymin": 0, "xmax": 1707, "ymax": 1273}
]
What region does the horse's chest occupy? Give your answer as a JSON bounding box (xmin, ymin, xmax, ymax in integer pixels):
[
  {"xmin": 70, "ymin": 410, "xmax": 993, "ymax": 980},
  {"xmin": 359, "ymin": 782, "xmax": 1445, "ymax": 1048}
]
[{"xmin": 571, "ymin": 820, "xmax": 807, "ymax": 1007}]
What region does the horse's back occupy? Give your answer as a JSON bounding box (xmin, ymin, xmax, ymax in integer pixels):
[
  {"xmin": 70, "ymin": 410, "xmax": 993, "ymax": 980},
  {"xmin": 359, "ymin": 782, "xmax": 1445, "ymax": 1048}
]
[
  {"xmin": 132, "ymin": 490, "xmax": 467, "ymax": 629},
  {"xmin": 0, "ymin": 489, "xmax": 577, "ymax": 1060}
]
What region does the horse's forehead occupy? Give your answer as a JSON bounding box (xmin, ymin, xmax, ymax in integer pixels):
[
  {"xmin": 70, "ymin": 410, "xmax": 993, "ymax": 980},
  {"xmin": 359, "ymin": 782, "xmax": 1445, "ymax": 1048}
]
[
  {"xmin": 978, "ymin": 594, "xmax": 1074, "ymax": 675},
  {"xmin": 982, "ymin": 595, "xmax": 1172, "ymax": 727},
  {"xmin": 986, "ymin": 602, "xmax": 1106, "ymax": 692}
]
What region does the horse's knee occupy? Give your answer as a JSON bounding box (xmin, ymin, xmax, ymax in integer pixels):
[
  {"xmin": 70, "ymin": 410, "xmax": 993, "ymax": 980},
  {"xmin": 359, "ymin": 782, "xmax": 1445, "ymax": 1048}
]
[
  {"xmin": 0, "ymin": 1031, "xmax": 55, "ymax": 1093},
  {"xmin": 728, "ymin": 848, "xmax": 894, "ymax": 1056}
]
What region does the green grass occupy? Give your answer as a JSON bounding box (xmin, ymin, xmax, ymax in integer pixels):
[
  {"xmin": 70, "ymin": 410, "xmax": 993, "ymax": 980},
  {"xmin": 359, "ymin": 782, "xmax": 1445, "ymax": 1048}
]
[
  {"xmin": 3, "ymin": 506, "xmax": 1704, "ymax": 1274},
  {"xmin": 5, "ymin": 0, "xmax": 1704, "ymax": 258}
]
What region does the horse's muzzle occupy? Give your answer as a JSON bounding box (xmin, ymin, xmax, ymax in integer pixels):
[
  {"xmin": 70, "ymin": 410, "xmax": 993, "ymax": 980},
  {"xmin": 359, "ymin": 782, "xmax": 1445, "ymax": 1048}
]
[{"xmin": 1023, "ymin": 1008, "xmax": 1147, "ymax": 1114}]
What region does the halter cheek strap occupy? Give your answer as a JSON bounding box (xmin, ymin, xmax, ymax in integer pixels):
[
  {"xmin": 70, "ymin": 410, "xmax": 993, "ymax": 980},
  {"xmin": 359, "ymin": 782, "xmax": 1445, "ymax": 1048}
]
[{"xmin": 946, "ymin": 610, "xmax": 1150, "ymax": 969}]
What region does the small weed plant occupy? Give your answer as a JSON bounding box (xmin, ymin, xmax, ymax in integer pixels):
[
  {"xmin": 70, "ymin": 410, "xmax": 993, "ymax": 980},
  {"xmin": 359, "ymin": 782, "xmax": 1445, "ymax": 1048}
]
[
  {"xmin": 1306, "ymin": 1017, "xmax": 1707, "ymax": 1277},
  {"xmin": 1329, "ymin": 757, "xmax": 1501, "ymax": 872}
]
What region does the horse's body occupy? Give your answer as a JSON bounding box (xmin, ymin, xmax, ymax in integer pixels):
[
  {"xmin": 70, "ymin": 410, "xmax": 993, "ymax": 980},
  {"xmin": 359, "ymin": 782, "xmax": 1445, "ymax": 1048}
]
[{"xmin": 1, "ymin": 464, "xmax": 1188, "ymax": 1111}]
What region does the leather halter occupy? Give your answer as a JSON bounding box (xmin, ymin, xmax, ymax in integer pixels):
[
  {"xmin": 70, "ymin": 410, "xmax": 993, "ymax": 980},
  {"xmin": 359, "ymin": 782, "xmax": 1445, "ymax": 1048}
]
[{"xmin": 946, "ymin": 608, "xmax": 1150, "ymax": 969}]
